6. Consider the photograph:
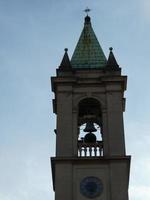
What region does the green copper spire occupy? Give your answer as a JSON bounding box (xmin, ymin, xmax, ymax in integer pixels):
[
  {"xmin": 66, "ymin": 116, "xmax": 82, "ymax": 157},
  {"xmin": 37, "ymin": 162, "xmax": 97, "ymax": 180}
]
[{"xmin": 71, "ymin": 16, "xmax": 107, "ymax": 69}]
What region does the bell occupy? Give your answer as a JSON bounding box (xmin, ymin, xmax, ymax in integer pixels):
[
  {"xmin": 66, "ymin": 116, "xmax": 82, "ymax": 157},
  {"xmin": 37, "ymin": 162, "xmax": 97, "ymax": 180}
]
[
  {"xmin": 83, "ymin": 121, "xmax": 97, "ymax": 133},
  {"xmin": 84, "ymin": 133, "xmax": 97, "ymax": 143}
]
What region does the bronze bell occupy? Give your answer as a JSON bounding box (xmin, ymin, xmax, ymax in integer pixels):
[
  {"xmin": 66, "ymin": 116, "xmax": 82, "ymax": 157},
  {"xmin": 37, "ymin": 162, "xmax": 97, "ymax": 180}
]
[{"xmin": 83, "ymin": 121, "xmax": 97, "ymax": 133}]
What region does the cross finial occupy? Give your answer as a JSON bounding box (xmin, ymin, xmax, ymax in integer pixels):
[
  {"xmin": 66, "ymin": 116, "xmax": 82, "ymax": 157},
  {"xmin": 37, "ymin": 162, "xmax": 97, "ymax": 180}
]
[{"xmin": 84, "ymin": 7, "xmax": 91, "ymax": 16}]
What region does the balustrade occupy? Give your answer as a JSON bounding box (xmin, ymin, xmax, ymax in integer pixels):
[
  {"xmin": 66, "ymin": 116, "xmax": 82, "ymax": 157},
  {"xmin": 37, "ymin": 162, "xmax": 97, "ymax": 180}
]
[{"xmin": 78, "ymin": 140, "xmax": 103, "ymax": 157}]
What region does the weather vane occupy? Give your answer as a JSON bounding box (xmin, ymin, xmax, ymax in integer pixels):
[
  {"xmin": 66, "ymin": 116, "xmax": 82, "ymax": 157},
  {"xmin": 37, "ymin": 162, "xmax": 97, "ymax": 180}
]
[{"xmin": 84, "ymin": 7, "xmax": 91, "ymax": 16}]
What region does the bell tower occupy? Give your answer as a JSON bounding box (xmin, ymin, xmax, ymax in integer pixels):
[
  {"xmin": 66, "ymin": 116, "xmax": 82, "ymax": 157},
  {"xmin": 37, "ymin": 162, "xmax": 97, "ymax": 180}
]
[{"xmin": 51, "ymin": 15, "xmax": 131, "ymax": 200}]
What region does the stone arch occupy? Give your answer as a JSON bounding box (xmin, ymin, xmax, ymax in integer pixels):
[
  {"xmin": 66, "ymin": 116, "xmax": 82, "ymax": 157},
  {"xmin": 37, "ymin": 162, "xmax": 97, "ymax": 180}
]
[
  {"xmin": 73, "ymin": 93, "xmax": 105, "ymax": 112},
  {"xmin": 78, "ymin": 97, "xmax": 102, "ymax": 127}
]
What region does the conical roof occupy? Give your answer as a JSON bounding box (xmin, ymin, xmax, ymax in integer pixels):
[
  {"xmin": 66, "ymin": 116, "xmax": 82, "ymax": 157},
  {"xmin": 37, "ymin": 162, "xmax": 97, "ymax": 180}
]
[
  {"xmin": 59, "ymin": 48, "xmax": 72, "ymax": 70},
  {"xmin": 71, "ymin": 16, "xmax": 107, "ymax": 69},
  {"xmin": 106, "ymin": 47, "xmax": 119, "ymax": 69}
]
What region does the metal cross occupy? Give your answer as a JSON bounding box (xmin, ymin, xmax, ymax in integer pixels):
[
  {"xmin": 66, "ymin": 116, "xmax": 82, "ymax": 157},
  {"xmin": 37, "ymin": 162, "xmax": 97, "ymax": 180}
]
[{"xmin": 84, "ymin": 7, "xmax": 91, "ymax": 16}]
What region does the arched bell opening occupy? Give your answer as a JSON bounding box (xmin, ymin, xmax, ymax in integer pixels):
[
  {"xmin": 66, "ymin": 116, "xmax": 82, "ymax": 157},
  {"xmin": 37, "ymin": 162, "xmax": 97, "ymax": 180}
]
[{"xmin": 77, "ymin": 98, "xmax": 103, "ymax": 157}]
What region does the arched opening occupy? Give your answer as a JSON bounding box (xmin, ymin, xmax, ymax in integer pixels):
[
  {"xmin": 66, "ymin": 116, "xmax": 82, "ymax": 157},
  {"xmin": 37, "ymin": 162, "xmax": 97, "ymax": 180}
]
[{"xmin": 77, "ymin": 98, "xmax": 103, "ymax": 157}]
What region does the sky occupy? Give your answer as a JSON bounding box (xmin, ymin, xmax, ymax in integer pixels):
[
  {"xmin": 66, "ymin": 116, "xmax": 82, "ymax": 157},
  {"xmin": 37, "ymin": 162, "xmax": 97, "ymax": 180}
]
[{"xmin": 0, "ymin": 0, "xmax": 150, "ymax": 199}]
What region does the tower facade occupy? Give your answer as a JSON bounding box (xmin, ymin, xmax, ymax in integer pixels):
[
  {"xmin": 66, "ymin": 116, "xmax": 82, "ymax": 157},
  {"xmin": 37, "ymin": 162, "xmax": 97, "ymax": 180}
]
[{"xmin": 51, "ymin": 16, "xmax": 130, "ymax": 200}]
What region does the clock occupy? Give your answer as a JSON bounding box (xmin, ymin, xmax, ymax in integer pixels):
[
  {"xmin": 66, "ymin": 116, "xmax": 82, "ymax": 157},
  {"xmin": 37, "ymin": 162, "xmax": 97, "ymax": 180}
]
[{"xmin": 80, "ymin": 176, "xmax": 103, "ymax": 198}]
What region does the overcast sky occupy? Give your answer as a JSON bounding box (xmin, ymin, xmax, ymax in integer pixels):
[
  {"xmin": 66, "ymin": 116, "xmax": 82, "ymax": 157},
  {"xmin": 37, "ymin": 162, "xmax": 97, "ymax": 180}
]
[{"xmin": 0, "ymin": 0, "xmax": 150, "ymax": 200}]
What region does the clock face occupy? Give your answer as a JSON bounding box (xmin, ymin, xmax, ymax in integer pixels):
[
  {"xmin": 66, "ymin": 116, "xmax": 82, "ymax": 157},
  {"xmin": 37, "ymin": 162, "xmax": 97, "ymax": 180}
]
[{"xmin": 80, "ymin": 176, "xmax": 103, "ymax": 198}]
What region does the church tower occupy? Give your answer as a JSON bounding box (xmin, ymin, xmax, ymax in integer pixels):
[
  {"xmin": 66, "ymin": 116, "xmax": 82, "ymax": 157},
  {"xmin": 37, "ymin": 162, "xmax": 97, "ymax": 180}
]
[{"xmin": 51, "ymin": 15, "xmax": 131, "ymax": 200}]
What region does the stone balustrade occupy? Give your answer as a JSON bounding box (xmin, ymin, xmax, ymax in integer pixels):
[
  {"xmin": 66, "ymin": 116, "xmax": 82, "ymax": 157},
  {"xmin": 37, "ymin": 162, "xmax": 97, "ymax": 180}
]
[{"xmin": 78, "ymin": 140, "xmax": 103, "ymax": 157}]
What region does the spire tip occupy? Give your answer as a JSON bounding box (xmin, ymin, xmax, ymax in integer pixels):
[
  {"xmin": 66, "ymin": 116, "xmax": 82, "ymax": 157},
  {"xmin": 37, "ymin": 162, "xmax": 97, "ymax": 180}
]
[
  {"xmin": 64, "ymin": 48, "xmax": 68, "ymax": 52},
  {"xmin": 109, "ymin": 47, "xmax": 113, "ymax": 52}
]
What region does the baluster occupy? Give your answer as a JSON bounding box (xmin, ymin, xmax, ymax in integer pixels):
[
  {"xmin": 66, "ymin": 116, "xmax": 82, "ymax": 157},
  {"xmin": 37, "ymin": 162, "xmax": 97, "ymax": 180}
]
[{"xmin": 82, "ymin": 147, "xmax": 85, "ymax": 157}]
